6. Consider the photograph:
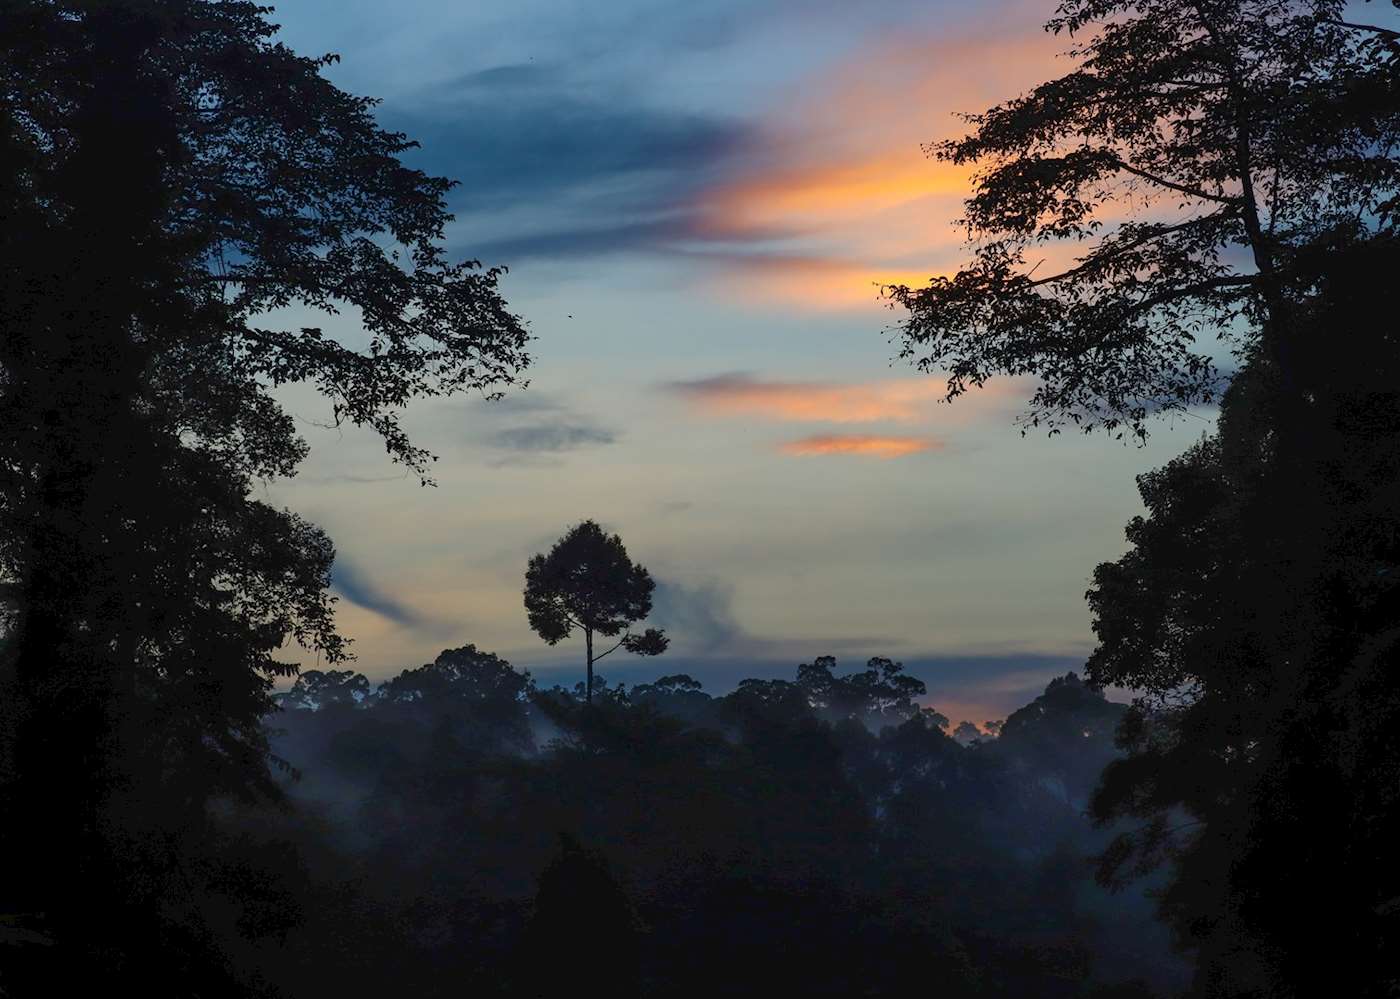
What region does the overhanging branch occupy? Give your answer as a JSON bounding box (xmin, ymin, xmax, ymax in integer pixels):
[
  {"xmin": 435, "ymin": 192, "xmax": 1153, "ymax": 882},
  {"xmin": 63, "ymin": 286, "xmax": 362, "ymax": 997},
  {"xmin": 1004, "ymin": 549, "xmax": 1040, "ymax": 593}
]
[
  {"xmin": 1027, "ymin": 208, "xmax": 1239, "ymax": 288},
  {"xmin": 1113, "ymin": 160, "xmax": 1242, "ymax": 206}
]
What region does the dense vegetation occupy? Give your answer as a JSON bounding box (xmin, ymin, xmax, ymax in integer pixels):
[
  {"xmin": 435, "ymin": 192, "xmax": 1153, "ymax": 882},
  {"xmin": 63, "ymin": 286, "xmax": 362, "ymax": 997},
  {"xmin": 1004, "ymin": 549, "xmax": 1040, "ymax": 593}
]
[
  {"xmin": 889, "ymin": 1, "xmax": 1399, "ymax": 993},
  {"xmin": 224, "ymin": 653, "xmax": 1177, "ymax": 998}
]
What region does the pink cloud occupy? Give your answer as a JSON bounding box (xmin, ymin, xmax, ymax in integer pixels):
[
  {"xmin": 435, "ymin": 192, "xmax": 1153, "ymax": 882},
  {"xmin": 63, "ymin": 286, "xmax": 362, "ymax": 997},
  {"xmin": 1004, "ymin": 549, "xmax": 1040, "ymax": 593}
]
[
  {"xmin": 667, "ymin": 373, "xmax": 1024, "ymax": 425},
  {"xmin": 691, "ymin": 14, "xmax": 1066, "ymax": 310},
  {"xmin": 779, "ymin": 434, "xmax": 943, "ymax": 458}
]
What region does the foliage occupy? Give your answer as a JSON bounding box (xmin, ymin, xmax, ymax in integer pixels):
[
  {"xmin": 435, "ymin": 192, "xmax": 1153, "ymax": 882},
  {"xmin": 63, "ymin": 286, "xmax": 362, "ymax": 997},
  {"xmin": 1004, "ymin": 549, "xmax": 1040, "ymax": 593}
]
[
  {"xmin": 882, "ymin": 3, "xmax": 1400, "ymax": 990},
  {"xmin": 796, "ymin": 654, "xmax": 929, "ymax": 724},
  {"xmin": 279, "ymin": 670, "xmax": 373, "ymax": 711},
  {"xmin": 1086, "ymin": 235, "xmax": 1400, "ymax": 995},
  {"xmin": 248, "ymin": 650, "xmax": 1181, "ymax": 997},
  {"xmin": 377, "ymin": 645, "xmax": 533, "ymax": 710},
  {"xmin": 993, "ymin": 672, "xmax": 1125, "ymax": 805},
  {"xmin": 888, "ymin": 0, "xmax": 1399, "ymax": 439},
  {"xmin": 523, "ymin": 520, "xmax": 668, "ymax": 702},
  {"xmin": 0, "ymin": 1, "xmax": 528, "ymax": 990}
]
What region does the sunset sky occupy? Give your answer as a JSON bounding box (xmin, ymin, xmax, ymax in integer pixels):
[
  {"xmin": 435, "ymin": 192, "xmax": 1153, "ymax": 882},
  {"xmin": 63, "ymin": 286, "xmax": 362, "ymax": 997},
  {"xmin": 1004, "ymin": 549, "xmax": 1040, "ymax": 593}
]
[{"xmin": 261, "ymin": 0, "xmax": 1215, "ymax": 725}]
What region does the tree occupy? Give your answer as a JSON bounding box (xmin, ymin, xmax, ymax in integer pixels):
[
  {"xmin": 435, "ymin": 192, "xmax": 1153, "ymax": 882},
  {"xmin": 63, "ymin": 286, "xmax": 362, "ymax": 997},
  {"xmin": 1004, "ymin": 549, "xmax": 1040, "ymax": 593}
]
[
  {"xmin": 991, "ymin": 672, "xmax": 1125, "ymax": 805},
  {"xmin": 523, "ymin": 520, "xmax": 668, "ymax": 704},
  {"xmin": 881, "ymin": 3, "xmax": 1399, "ymax": 992},
  {"xmin": 629, "ymin": 674, "xmax": 718, "ymax": 727},
  {"xmin": 888, "ymin": 0, "xmax": 1398, "ymax": 441},
  {"xmin": 377, "ymin": 644, "xmax": 536, "ymax": 752},
  {"xmin": 1086, "ymin": 234, "xmax": 1400, "ymax": 995},
  {"xmin": 378, "ymin": 644, "xmax": 533, "ymax": 707},
  {"xmin": 523, "ymin": 833, "xmax": 639, "ymax": 997},
  {"xmin": 952, "ymin": 720, "xmax": 982, "ymax": 745},
  {"xmin": 278, "ymin": 669, "xmax": 373, "ymax": 711},
  {"xmin": 0, "ymin": 1, "xmax": 529, "ymax": 988},
  {"xmin": 796, "ymin": 655, "xmax": 928, "ymax": 725}
]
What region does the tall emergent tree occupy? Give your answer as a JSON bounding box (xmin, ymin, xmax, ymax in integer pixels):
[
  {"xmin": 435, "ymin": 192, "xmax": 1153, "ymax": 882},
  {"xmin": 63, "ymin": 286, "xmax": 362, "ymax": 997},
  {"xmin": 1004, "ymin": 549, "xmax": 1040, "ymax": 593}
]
[
  {"xmin": 524, "ymin": 520, "xmax": 668, "ymax": 703},
  {"xmin": 886, "ymin": 1, "xmax": 1399, "ymax": 995},
  {"xmin": 0, "ymin": 0, "xmax": 528, "ymax": 989}
]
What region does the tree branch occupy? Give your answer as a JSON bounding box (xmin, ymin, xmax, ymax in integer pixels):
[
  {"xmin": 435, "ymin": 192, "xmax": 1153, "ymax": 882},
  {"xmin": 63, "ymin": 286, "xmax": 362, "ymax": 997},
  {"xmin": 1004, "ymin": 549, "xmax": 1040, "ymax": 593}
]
[
  {"xmin": 1026, "ymin": 209, "xmax": 1238, "ymax": 288},
  {"xmin": 1122, "ymin": 275, "xmax": 1256, "ymax": 319},
  {"xmin": 1112, "ymin": 159, "xmax": 1241, "ymax": 205},
  {"xmin": 1326, "ymin": 19, "xmax": 1400, "ymax": 41},
  {"xmin": 591, "ymin": 635, "xmax": 628, "ymax": 663}
]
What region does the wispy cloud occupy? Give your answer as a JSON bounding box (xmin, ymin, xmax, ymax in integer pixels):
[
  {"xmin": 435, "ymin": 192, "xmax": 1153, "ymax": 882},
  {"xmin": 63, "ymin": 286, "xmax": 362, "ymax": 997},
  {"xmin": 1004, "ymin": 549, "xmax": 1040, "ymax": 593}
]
[
  {"xmin": 650, "ymin": 580, "xmax": 747, "ymax": 653},
  {"xmin": 708, "ymin": 254, "xmax": 946, "ymax": 310},
  {"xmin": 383, "ymin": 62, "xmax": 752, "ymax": 266},
  {"xmin": 490, "ymin": 424, "xmax": 618, "ymax": 453},
  {"xmin": 442, "ymin": 393, "xmax": 620, "ymax": 465},
  {"xmin": 779, "ymin": 434, "xmax": 942, "ymax": 458},
  {"xmin": 404, "ymin": 75, "xmax": 748, "ymax": 211},
  {"xmin": 330, "ymin": 558, "xmax": 427, "ymax": 629},
  {"xmin": 667, "ymin": 372, "xmax": 941, "ymax": 422},
  {"xmin": 689, "ymin": 26, "xmax": 1063, "ymax": 308},
  {"xmin": 603, "ymin": 577, "xmax": 893, "ymax": 662},
  {"xmin": 377, "ymin": 9, "xmax": 1058, "ymax": 285},
  {"xmin": 698, "ymin": 151, "xmax": 971, "ymax": 238},
  {"xmin": 665, "ymin": 372, "xmax": 1021, "ymax": 425}
]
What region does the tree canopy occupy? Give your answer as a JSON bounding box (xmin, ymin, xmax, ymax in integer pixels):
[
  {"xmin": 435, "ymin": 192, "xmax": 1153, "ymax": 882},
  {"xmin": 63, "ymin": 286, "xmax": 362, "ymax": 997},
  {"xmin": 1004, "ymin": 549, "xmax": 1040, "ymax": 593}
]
[
  {"xmin": 523, "ymin": 520, "xmax": 668, "ymax": 703},
  {"xmin": 253, "ymin": 649, "xmax": 1177, "ymax": 997},
  {"xmin": 888, "ymin": 0, "xmax": 1399, "ymax": 439},
  {"xmin": 1085, "ymin": 229, "xmax": 1400, "ymax": 995},
  {"xmin": 0, "ymin": 1, "xmax": 529, "ymax": 989},
  {"xmin": 883, "ymin": 3, "xmax": 1400, "ymax": 991}
]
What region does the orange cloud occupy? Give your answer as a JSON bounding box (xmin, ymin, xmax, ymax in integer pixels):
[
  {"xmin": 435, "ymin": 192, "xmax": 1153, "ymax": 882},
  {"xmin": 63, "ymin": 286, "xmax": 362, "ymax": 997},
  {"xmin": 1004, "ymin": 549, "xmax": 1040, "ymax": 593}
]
[
  {"xmin": 669, "ymin": 373, "xmax": 942, "ymax": 422},
  {"xmin": 699, "ymin": 152, "xmax": 973, "ymax": 237},
  {"xmin": 693, "ymin": 17, "xmax": 1067, "ymax": 310},
  {"xmin": 715, "ymin": 255, "xmax": 948, "ymax": 311},
  {"xmin": 780, "ymin": 434, "xmax": 943, "ymax": 458},
  {"xmin": 668, "ymin": 373, "xmax": 1023, "ymax": 426}
]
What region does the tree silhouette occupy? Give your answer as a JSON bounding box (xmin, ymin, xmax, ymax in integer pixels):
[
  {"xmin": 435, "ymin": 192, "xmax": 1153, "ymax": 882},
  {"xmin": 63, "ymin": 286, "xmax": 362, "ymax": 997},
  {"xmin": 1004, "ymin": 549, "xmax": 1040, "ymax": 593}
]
[
  {"xmin": 278, "ymin": 670, "xmax": 373, "ymax": 712},
  {"xmin": 991, "ymin": 672, "xmax": 1124, "ymax": 806},
  {"xmin": 1086, "ymin": 234, "xmax": 1400, "ymax": 995},
  {"xmin": 253, "ymin": 644, "xmax": 1187, "ymax": 996},
  {"xmin": 524, "ymin": 521, "xmax": 668, "ymax": 703},
  {"xmin": 0, "ymin": 1, "xmax": 528, "ymax": 988},
  {"xmin": 878, "ymin": 3, "xmax": 1399, "ymax": 991},
  {"xmin": 523, "ymin": 833, "xmax": 639, "ymax": 997},
  {"xmin": 887, "ymin": 0, "xmax": 1398, "ymax": 440},
  {"xmin": 795, "ymin": 655, "xmax": 928, "ymax": 725}
]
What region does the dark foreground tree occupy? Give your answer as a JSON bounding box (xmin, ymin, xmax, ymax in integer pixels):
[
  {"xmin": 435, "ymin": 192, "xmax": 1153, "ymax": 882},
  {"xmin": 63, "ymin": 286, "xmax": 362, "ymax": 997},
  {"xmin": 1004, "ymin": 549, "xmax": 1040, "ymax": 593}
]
[
  {"xmin": 883, "ymin": 1, "xmax": 1399, "ymax": 994},
  {"xmin": 1086, "ymin": 236, "xmax": 1400, "ymax": 996},
  {"xmin": 0, "ymin": 1, "xmax": 528, "ymax": 991},
  {"xmin": 523, "ymin": 521, "xmax": 668, "ymax": 704},
  {"xmin": 521, "ymin": 834, "xmax": 639, "ymax": 998},
  {"xmin": 888, "ymin": 0, "xmax": 1398, "ymax": 440}
]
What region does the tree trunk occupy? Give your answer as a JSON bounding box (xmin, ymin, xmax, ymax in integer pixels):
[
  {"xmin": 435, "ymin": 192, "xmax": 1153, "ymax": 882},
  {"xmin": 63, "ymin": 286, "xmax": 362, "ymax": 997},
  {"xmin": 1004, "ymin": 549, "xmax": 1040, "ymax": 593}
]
[{"xmin": 585, "ymin": 627, "xmax": 593, "ymax": 704}]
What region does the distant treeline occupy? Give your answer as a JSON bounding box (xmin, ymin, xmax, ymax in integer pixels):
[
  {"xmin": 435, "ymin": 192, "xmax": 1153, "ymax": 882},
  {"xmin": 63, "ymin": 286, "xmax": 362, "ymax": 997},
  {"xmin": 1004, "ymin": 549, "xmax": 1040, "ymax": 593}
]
[{"xmin": 196, "ymin": 648, "xmax": 1186, "ymax": 997}]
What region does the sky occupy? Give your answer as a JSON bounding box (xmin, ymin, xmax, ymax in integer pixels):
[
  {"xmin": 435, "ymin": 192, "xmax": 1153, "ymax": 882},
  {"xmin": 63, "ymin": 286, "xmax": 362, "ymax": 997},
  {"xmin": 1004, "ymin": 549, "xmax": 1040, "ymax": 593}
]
[{"xmin": 259, "ymin": 0, "xmax": 1219, "ymax": 726}]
